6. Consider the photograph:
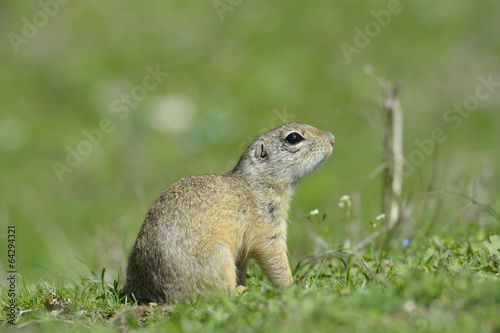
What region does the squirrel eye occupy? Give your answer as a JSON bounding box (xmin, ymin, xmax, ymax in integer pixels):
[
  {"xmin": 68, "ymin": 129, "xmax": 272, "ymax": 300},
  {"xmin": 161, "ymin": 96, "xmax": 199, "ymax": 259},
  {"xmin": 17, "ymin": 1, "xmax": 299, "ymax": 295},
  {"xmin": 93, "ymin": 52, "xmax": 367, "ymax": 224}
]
[{"xmin": 285, "ymin": 132, "xmax": 304, "ymax": 145}]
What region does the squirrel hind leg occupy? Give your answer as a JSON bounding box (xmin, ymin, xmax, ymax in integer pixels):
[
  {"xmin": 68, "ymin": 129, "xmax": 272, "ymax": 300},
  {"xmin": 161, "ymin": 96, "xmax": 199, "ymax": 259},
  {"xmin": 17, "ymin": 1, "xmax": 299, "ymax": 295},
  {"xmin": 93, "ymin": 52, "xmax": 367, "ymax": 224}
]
[{"xmin": 198, "ymin": 242, "xmax": 237, "ymax": 293}]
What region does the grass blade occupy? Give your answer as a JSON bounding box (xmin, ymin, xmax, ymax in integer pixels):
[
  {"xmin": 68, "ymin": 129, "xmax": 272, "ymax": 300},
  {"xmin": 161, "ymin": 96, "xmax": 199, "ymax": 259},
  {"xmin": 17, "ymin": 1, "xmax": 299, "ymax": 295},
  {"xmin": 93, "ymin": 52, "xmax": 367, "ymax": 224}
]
[{"xmin": 425, "ymin": 190, "xmax": 500, "ymax": 222}]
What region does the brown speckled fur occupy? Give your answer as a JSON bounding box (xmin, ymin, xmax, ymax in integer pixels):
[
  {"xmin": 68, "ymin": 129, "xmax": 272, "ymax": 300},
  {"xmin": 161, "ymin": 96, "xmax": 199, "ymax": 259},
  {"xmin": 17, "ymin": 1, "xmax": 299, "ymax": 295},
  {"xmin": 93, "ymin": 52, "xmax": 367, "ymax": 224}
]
[{"xmin": 124, "ymin": 123, "xmax": 335, "ymax": 304}]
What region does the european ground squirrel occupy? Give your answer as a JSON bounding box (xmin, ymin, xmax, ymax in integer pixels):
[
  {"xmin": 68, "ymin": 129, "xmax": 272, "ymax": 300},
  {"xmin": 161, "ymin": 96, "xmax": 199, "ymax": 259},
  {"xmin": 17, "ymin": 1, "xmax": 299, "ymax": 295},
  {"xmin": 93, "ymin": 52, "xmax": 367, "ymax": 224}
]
[{"xmin": 124, "ymin": 123, "xmax": 335, "ymax": 304}]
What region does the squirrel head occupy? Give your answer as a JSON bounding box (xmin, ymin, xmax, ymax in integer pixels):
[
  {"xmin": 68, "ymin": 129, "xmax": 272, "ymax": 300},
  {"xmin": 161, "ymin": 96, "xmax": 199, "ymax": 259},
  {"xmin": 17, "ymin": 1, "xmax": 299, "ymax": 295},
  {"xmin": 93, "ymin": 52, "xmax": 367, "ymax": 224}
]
[{"xmin": 229, "ymin": 123, "xmax": 334, "ymax": 188}]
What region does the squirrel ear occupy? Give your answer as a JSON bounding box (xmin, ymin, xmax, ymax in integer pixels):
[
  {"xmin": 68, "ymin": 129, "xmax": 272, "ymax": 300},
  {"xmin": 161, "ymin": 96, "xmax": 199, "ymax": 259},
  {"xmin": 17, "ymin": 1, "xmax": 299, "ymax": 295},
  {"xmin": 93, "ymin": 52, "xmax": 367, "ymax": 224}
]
[{"xmin": 256, "ymin": 143, "xmax": 269, "ymax": 160}]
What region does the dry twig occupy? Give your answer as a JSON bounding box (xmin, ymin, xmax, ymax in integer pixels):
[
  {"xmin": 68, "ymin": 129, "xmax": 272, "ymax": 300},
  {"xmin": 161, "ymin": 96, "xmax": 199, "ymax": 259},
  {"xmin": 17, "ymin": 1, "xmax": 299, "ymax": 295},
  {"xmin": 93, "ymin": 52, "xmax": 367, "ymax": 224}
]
[{"xmin": 354, "ymin": 66, "xmax": 405, "ymax": 251}]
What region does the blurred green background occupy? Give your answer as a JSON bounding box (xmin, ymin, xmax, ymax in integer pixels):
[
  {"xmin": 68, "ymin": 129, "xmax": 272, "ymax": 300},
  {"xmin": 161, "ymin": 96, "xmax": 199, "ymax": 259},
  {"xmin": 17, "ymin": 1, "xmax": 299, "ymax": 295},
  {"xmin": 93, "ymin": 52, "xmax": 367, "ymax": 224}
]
[{"xmin": 1, "ymin": 0, "xmax": 499, "ymax": 283}]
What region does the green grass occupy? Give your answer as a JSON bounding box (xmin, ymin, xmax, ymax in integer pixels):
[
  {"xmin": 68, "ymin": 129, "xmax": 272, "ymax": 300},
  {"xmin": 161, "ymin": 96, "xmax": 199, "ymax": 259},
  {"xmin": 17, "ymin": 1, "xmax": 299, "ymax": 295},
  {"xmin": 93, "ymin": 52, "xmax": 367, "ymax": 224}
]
[
  {"xmin": 2, "ymin": 207, "xmax": 500, "ymax": 332},
  {"xmin": 1, "ymin": 0, "xmax": 500, "ymax": 332}
]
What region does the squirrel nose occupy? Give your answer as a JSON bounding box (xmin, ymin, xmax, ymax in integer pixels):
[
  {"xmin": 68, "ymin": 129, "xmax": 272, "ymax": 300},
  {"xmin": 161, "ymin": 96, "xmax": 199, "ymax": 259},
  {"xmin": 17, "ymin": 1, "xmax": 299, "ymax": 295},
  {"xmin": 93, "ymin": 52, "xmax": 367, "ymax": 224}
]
[{"xmin": 328, "ymin": 133, "xmax": 335, "ymax": 146}]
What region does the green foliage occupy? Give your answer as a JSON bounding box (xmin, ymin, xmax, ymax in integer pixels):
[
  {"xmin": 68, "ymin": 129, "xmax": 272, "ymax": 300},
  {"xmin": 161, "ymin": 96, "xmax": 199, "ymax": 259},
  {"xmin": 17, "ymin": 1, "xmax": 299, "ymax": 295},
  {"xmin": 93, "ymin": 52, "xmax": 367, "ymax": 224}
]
[
  {"xmin": 2, "ymin": 221, "xmax": 500, "ymax": 332},
  {"xmin": 483, "ymin": 235, "xmax": 500, "ymax": 258},
  {"xmin": 2, "ymin": 0, "xmax": 499, "ymax": 283},
  {"xmin": 1, "ymin": 1, "xmax": 500, "ymax": 332}
]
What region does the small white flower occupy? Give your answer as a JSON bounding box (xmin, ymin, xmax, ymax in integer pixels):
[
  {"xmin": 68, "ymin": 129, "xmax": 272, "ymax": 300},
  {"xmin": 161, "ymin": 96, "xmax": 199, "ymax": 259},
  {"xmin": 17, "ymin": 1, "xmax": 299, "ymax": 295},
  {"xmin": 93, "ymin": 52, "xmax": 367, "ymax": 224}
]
[
  {"xmin": 403, "ymin": 300, "xmax": 417, "ymax": 313},
  {"xmin": 340, "ymin": 195, "xmax": 350, "ymax": 202},
  {"xmin": 338, "ymin": 195, "xmax": 351, "ymax": 208},
  {"xmin": 376, "ymin": 214, "xmax": 386, "ymax": 221},
  {"xmin": 310, "ymin": 209, "xmax": 319, "ymax": 216}
]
